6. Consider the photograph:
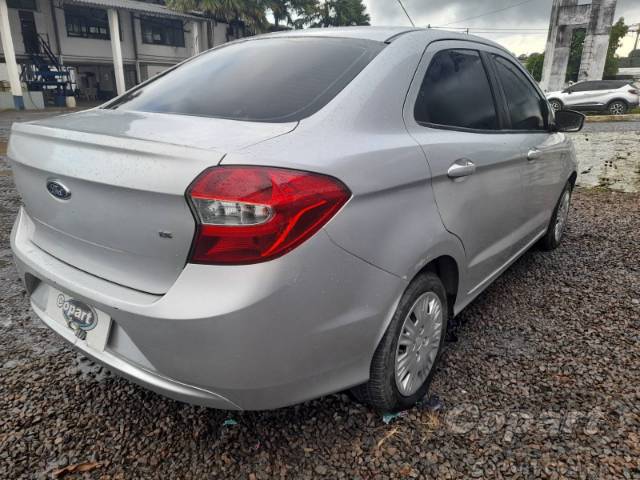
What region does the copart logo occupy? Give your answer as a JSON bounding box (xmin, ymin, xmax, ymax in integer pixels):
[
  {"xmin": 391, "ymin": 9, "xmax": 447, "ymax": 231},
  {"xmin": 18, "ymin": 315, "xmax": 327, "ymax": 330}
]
[{"xmin": 57, "ymin": 294, "xmax": 97, "ymax": 339}]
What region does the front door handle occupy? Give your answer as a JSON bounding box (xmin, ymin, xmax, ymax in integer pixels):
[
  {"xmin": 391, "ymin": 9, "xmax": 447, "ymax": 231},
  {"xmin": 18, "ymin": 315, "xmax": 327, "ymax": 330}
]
[
  {"xmin": 447, "ymin": 159, "xmax": 476, "ymax": 179},
  {"xmin": 527, "ymin": 148, "xmax": 542, "ymax": 161}
]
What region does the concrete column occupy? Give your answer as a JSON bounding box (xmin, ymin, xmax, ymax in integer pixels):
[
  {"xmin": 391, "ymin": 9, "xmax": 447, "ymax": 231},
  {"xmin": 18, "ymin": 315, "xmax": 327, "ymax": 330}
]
[
  {"xmin": 578, "ymin": 0, "xmax": 617, "ymax": 81},
  {"xmin": 108, "ymin": 9, "xmax": 126, "ymax": 95},
  {"xmin": 192, "ymin": 21, "xmax": 200, "ymax": 56},
  {"xmin": 0, "ymin": 0, "xmax": 24, "ymax": 109},
  {"xmin": 129, "ymin": 11, "xmax": 141, "ymax": 85},
  {"xmin": 541, "ymin": 0, "xmax": 579, "ymax": 92}
]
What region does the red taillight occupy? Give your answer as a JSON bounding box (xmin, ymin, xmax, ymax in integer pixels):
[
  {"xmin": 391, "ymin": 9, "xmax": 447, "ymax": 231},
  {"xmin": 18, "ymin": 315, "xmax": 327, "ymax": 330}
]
[{"xmin": 187, "ymin": 166, "xmax": 351, "ymax": 265}]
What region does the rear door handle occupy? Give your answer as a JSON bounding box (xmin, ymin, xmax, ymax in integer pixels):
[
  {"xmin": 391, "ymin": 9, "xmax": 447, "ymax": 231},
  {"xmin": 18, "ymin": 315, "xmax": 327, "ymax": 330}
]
[
  {"xmin": 447, "ymin": 159, "xmax": 476, "ymax": 179},
  {"xmin": 527, "ymin": 149, "xmax": 542, "ymax": 161}
]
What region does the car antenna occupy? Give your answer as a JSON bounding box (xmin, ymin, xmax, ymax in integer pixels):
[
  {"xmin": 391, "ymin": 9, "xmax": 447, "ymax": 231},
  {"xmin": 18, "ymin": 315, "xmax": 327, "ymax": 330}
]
[{"xmin": 397, "ymin": 0, "xmax": 416, "ymax": 27}]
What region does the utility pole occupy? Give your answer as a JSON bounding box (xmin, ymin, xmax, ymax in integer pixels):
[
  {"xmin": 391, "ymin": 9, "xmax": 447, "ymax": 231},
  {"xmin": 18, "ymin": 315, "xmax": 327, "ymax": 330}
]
[{"xmin": 396, "ymin": 0, "xmax": 415, "ymax": 27}]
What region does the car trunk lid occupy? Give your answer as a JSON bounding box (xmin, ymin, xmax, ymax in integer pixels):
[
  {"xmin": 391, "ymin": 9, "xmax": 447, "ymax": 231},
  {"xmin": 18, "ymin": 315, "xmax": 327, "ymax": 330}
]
[{"xmin": 8, "ymin": 110, "xmax": 297, "ymax": 294}]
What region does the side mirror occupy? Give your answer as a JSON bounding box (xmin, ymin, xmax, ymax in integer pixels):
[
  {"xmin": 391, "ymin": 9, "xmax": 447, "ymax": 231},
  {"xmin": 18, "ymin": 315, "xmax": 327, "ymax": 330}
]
[{"xmin": 553, "ymin": 110, "xmax": 585, "ymax": 133}]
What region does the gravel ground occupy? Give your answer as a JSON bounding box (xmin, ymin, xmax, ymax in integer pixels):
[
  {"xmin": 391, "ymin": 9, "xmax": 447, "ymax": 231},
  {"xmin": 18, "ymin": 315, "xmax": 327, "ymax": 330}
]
[{"xmin": 1, "ymin": 154, "xmax": 639, "ymax": 479}]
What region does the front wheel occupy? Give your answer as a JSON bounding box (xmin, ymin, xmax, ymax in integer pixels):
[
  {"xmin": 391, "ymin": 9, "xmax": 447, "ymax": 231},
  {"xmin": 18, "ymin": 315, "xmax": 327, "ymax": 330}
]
[
  {"xmin": 608, "ymin": 100, "xmax": 628, "ymax": 115},
  {"xmin": 351, "ymin": 272, "xmax": 448, "ymax": 412},
  {"xmin": 539, "ymin": 182, "xmax": 572, "ymax": 251}
]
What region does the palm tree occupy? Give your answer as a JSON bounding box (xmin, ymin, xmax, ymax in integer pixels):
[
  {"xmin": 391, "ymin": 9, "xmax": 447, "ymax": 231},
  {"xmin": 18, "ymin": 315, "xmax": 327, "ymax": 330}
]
[
  {"xmin": 296, "ymin": 0, "xmax": 369, "ymax": 28},
  {"xmin": 167, "ymin": 0, "xmax": 268, "ymax": 35},
  {"xmin": 264, "ymin": 0, "xmax": 317, "ymax": 28},
  {"xmin": 168, "ymin": 0, "xmax": 369, "ymax": 34}
]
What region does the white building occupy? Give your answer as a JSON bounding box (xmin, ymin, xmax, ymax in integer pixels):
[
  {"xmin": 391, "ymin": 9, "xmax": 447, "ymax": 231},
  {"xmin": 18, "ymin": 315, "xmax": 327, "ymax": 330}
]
[{"xmin": 0, "ymin": 0, "xmax": 232, "ymax": 108}]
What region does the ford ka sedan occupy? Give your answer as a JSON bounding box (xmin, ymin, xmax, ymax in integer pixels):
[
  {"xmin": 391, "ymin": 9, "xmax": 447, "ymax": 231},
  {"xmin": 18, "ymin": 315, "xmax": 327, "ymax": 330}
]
[{"xmin": 9, "ymin": 27, "xmax": 584, "ymax": 412}]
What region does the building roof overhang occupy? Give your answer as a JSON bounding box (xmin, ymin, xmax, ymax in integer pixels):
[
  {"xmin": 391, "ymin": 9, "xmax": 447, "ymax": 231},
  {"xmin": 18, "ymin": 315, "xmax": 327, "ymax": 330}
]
[{"xmin": 62, "ymin": 0, "xmax": 204, "ymax": 21}]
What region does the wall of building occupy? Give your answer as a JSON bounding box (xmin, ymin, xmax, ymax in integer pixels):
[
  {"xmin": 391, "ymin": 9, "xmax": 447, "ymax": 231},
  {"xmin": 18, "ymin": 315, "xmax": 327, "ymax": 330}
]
[
  {"xmin": 55, "ymin": 8, "xmax": 136, "ymax": 63},
  {"xmin": 573, "ymin": 130, "xmax": 640, "ymax": 193},
  {"xmin": 0, "ymin": 0, "xmax": 226, "ymax": 68},
  {"xmin": 211, "ymin": 20, "xmax": 227, "ymax": 47},
  {"xmin": 1, "ymin": 1, "xmax": 232, "ymax": 102},
  {"xmin": 133, "ymin": 15, "xmax": 192, "ymax": 63},
  {"xmin": 0, "ymin": 0, "xmax": 57, "ymax": 56}
]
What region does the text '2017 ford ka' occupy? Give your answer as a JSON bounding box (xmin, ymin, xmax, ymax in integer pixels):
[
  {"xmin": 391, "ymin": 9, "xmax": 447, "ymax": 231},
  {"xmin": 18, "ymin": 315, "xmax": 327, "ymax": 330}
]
[{"xmin": 10, "ymin": 27, "xmax": 584, "ymax": 412}]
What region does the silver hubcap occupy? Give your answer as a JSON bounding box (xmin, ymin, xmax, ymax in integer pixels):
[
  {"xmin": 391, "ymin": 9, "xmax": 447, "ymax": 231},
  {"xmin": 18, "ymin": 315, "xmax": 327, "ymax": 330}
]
[
  {"xmin": 551, "ymin": 101, "xmax": 561, "ymax": 111},
  {"xmin": 554, "ymin": 190, "xmax": 570, "ymax": 242},
  {"xmin": 610, "ymin": 103, "xmax": 624, "ymax": 115},
  {"xmin": 394, "ymin": 292, "xmax": 443, "ymax": 397}
]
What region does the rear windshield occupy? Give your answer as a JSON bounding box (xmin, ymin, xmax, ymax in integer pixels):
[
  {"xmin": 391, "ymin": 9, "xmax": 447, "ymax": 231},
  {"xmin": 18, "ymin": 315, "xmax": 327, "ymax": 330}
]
[{"xmin": 105, "ymin": 37, "xmax": 384, "ymax": 123}]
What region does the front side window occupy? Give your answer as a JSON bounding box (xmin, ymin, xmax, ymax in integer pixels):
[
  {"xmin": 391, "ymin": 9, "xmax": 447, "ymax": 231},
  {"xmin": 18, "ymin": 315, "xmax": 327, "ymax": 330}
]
[
  {"xmin": 414, "ymin": 49, "xmax": 498, "ymax": 130},
  {"xmin": 492, "ymin": 55, "xmax": 545, "ymax": 131},
  {"xmin": 106, "ymin": 37, "xmax": 384, "ymax": 123},
  {"xmin": 141, "ymin": 17, "xmax": 185, "ymax": 47},
  {"xmin": 65, "ymin": 6, "xmax": 111, "ymax": 40}
]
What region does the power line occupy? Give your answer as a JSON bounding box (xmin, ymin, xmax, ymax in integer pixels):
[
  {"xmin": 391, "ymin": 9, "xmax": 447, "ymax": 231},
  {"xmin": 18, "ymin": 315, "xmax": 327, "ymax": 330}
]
[
  {"xmin": 469, "ymin": 31, "xmax": 547, "ymax": 35},
  {"xmin": 396, "ymin": 0, "xmax": 415, "ymax": 27},
  {"xmin": 430, "ymin": 26, "xmax": 549, "ymax": 31},
  {"xmin": 442, "ymin": 0, "xmax": 541, "ymax": 26}
]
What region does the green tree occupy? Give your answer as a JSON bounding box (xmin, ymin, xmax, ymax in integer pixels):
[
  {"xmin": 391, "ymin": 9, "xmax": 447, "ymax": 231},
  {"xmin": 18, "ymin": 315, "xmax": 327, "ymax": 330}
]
[
  {"xmin": 296, "ymin": 0, "xmax": 370, "ymax": 28},
  {"xmin": 525, "ymin": 52, "xmax": 545, "ymax": 82},
  {"xmin": 604, "ymin": 17, "xmax": 629, "ymax": 78},
  {"xmin": 566, "ymin": 28, "xmax": 586, "ymax": 83},
  {"xmin": 167, "ymin": 0, "xmax": 268, "ymax": 35},
  {"xmin": 264, "ymin": 0, "xmax": 317, "ymax": 28}
]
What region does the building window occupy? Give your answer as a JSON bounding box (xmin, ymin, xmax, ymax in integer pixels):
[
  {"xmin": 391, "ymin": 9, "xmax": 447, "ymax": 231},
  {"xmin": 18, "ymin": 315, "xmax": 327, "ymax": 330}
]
[
  {"xmin": 64, "ymin": 6, "xmax": 111, "ymax": 40},
  {"xmin": 141, "ymin": 16, "xmax": 185, "ymax": 47},
  {"xmin": 7, "ymin": 0, "xmax": 37, "ymax": 9}
]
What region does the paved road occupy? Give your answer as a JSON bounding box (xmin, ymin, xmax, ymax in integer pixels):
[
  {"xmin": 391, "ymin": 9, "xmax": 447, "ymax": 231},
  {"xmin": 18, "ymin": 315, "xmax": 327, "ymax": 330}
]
[{"xmin": 582, "ymin": 119, "xmax": 640, "ymax": 133}]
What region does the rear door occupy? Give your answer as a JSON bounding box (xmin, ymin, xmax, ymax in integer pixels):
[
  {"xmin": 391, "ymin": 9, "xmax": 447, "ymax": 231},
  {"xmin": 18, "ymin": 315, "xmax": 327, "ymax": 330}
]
[
  {"xmin": 581, "ymin": 81, "xmax": 612, "ymax": 108},
  {"xmin": 404, "ymin": 41, "xmax": 527, "ymax": 295},
  {"xmin": 565, "ymin": 81, "xmax": 598, "ymax": 108},
  {"xmin": 486, "ymin": 53, "xmax": 566, "ymax": 242}
]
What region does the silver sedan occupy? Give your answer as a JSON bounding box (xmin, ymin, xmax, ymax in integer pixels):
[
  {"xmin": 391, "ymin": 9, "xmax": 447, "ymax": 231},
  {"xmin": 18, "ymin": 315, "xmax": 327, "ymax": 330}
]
[{"xmin": 9, "ymin": 27, "xmax": 584, "ymax": 412}]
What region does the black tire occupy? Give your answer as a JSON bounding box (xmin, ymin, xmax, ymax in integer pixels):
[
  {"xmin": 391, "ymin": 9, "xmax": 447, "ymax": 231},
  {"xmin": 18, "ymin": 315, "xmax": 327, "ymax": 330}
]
[
  {"xmin": 607, "ymin": 100, "xmax": 628, "ymax": 115},
  {"xmin": 549, "ymin": 99, "xmax": 563, "ymax": 112},
  {"xmin": 351, "ymin": 272, "xmax": 448, "ymax": 412},
  {"xmin": 539, "ymin": 181, "xmax": 573, "ymax": 251}
]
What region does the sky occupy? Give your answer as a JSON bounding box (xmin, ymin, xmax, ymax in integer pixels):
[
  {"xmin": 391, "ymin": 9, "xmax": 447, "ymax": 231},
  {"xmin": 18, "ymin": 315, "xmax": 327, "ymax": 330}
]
[{"xmin": 361, "ymin": 0, "xmax": 640, "ymax": 57}]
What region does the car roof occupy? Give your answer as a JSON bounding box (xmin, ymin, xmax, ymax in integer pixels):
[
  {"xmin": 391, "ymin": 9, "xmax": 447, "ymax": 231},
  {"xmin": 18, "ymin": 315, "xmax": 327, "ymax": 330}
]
[
  {"xmin": 256, "ymin": 26, "xmax": 421, "ymax": 43},
  {"xmin": 255, "ymin": 26, "xmax": 508, "ymax": 50}
]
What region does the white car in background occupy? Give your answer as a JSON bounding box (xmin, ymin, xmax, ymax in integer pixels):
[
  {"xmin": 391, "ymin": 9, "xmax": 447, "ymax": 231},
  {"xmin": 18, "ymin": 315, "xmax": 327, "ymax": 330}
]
[{"xmin": 546, "ymin": 80, "xmax": 639, "ymax": 115}]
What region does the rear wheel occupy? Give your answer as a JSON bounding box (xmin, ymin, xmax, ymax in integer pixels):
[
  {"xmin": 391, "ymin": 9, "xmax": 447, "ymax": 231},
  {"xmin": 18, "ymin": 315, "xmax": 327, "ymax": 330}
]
[
  {"xmin": 539, "ymin": 181, "xmax": 572, "ymax": 251},
  {"xmin": 352, "ymin": 272, "xmax": 447, "ymax": 412},
  {"xmin": 549, "ymin": 99, "xmax": 563, "ymax": 112},
  {"xmin": 608, "ymin": 100, "xmax": 628, "ymax": 115}
]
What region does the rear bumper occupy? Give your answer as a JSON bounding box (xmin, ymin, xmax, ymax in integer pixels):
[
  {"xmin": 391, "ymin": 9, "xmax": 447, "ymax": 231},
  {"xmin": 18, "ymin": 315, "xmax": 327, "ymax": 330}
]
[{"xmin": 12, "ymin": 207, "xmax": 404, "ymax": 410}]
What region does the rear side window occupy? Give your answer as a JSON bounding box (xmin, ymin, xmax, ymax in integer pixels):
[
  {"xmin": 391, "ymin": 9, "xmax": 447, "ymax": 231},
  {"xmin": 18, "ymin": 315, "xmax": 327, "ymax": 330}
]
[
  {"xmin": 571, "ymin": 82, "xmax": 597, "ymax": 92},
  {"xmin": 414, "ymin": 49, "xmax": 498, "ymax": 130},
  {"xmin": 106, "ymin": 37, "xmax": 384, "ymax": 123},
  {"xmin": 600, "ymin": 80, "xmax": 628, "ymax": 90},
  {"xmin": 492, "ymin": 55, "xmax": 545, "ymax": 131}
]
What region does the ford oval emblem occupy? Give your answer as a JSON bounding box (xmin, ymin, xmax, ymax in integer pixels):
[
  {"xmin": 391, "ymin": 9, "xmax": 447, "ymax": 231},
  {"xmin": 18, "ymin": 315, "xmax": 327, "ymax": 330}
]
[{"xmin": 46, "ymin": 180, "xmax": 71, "ymax": 200}]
